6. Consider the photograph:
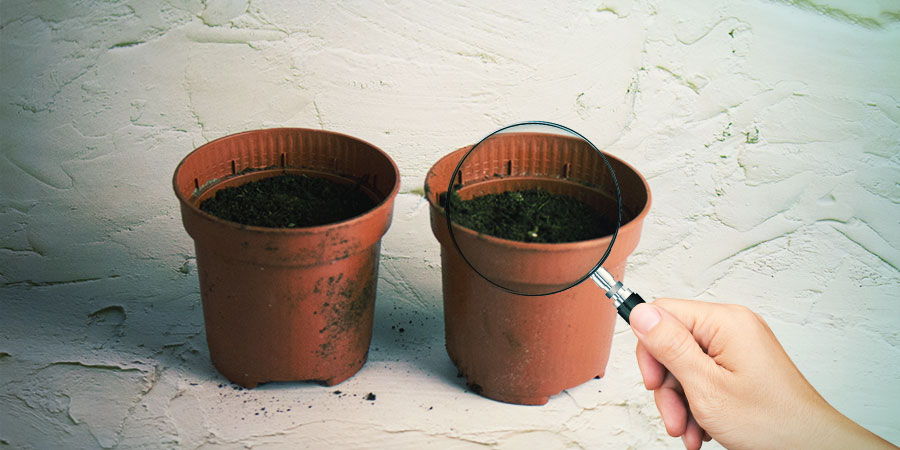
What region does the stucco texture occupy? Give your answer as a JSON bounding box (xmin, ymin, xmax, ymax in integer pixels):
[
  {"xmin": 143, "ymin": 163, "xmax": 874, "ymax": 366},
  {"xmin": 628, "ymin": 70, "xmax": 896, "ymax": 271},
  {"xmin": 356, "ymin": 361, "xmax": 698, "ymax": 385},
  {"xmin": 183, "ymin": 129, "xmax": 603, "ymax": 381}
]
[{"xmin": 1, "ymin": 0, "xmax": 898, "ymax": 448}]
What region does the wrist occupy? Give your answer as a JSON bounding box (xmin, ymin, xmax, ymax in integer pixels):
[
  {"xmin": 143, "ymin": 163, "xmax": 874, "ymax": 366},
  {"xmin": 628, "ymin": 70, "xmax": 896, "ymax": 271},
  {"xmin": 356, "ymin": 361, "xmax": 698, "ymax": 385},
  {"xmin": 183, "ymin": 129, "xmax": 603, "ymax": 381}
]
[{"xmin": 797, "ymin": 400, "xmax": 895, "ymax": 450}]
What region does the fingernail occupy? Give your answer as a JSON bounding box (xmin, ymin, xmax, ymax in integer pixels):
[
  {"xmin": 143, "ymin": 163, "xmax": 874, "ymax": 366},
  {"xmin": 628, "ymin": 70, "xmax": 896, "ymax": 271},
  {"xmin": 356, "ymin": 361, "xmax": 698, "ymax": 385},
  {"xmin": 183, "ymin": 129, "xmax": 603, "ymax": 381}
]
[{"xmin": 630, "ymin": 303, "xmax": 661, "ymax": 335}]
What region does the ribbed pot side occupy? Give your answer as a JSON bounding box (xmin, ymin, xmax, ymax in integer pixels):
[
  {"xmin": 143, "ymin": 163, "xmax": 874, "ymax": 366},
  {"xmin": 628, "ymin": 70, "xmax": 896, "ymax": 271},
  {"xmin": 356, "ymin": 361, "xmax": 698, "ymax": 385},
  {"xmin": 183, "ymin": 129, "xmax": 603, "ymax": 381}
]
[
  {"xmin": 174, "ymin": 128, "xmax": 400, "ymax": 388},
  {"xmin": 425, "ymin": 133, "xmax": 651, "ymax": 405}
]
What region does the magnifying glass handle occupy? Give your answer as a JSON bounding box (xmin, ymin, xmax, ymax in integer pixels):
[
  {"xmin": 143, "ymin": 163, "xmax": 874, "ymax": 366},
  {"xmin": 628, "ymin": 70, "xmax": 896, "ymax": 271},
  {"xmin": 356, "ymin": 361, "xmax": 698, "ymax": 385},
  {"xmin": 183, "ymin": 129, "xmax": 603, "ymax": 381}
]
[{"xmin": 590, "ymin": 267, "xmax": 645, "ymax": 324}]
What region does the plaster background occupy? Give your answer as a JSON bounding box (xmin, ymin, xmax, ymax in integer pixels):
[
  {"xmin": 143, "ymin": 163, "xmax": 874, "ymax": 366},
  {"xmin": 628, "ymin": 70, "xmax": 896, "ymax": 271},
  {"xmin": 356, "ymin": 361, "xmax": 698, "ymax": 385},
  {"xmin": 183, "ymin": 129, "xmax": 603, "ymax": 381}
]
[{"xmin": 1, "ymin": 0, "xmax": 898, "ymax": 448}]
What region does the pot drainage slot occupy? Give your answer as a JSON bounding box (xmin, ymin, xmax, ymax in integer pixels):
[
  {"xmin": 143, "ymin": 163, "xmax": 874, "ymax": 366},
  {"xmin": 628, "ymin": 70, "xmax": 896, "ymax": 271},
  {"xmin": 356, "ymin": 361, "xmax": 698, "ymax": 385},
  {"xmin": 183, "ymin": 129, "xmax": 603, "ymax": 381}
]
[{"xmin": 231, "ymin": 160, "xmax": 236, "ymax": 175}]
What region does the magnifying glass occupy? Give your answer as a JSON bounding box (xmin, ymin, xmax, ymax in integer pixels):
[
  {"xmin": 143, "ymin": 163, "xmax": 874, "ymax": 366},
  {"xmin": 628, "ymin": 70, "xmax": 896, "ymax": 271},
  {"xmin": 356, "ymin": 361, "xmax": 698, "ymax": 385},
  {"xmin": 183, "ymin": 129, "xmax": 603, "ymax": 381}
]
[{"xmin": 443, "ymin": 121, "xmax": 645, "ymax": 323}]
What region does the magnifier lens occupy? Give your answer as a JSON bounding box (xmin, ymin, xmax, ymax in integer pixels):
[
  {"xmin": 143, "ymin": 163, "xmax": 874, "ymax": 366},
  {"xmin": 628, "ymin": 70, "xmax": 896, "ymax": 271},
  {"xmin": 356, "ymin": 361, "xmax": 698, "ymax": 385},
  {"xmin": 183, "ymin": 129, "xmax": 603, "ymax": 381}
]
[{"xmin": 445, "ymin": 122, "xmax": 622, "ymax": 296}]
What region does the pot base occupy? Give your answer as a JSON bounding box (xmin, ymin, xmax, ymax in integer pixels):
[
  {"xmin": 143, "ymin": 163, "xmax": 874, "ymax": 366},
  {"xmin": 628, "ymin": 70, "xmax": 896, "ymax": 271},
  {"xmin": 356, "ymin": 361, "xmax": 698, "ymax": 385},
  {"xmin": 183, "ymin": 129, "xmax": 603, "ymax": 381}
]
[
  {"xmin": 215, "ymin": 352, "xmax": 367, "ymax": 389},
  {"xmin": 452, "ymin": 341, "xmax": 609, "ymax": 406}
]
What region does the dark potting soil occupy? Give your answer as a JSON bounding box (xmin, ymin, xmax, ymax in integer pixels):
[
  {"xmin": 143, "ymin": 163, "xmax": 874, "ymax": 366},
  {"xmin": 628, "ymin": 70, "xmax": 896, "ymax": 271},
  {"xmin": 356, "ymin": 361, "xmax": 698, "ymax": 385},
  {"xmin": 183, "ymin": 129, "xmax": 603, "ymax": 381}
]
[
  {"xmin": 448, "ymin": 189, "xmax": 615, "ymax": 243},
  {"xmin": 199, "ymin": 174, "xmax": 376, "ymax": 228}
]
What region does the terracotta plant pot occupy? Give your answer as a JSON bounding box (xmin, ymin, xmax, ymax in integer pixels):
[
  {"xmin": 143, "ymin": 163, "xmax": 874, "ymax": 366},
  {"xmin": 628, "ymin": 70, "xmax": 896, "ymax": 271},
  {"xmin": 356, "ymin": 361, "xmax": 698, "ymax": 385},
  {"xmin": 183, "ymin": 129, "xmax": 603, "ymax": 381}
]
[
  {"xmin": 173, "ymin": 128, "xmax": 399, "ymax": 388},
  {"xmin": 425, "ymin": 132, "xmax": 651, "ymax": 405}
]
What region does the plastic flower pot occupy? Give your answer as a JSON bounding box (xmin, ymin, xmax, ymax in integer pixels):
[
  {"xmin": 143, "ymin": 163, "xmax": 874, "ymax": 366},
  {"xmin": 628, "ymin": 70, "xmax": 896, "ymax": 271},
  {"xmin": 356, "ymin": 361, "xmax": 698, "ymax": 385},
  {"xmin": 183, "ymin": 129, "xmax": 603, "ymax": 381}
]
[
  {"xmin": 424, "ymin": 132, "xmax": 651, "ymax": 405},
  {"xmin": 173, "ymin": 128, "xmax": 399, "ymax": 388}
]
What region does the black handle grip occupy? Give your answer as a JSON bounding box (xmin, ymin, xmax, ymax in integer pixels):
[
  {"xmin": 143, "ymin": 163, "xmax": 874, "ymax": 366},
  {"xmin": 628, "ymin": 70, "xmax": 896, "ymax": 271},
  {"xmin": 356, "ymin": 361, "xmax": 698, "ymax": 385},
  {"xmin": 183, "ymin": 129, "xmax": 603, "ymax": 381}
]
[{"xmin": 618, "ymin": 293, "xmax": 645, "ymax": 324}]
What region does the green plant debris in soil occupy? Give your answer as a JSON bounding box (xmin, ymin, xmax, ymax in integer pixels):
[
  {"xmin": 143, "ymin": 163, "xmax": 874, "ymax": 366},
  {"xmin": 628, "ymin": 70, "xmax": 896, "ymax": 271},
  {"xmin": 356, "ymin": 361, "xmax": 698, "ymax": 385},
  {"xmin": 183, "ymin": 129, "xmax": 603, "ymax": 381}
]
[
  {"xmin": 200, "ymin": 174, "xmax": 376, "ymax": 228},
  {"xmin": 448, "ymin": 189, "xmax": 615, "ymax": 243}
]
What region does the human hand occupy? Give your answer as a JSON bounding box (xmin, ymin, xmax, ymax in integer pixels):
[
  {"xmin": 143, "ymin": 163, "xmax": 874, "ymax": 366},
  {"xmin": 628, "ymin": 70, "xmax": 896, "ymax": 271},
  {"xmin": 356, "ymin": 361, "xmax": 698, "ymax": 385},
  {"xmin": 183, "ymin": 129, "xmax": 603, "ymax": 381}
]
[{"xmin": 629, "ymin": 298, "xmax": 896, "ymax": 450}]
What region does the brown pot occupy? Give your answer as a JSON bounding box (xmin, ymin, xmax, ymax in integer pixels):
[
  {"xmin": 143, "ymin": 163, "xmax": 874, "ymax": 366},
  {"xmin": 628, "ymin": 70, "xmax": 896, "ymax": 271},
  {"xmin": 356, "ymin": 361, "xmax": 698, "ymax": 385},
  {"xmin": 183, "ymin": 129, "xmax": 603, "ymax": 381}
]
[
  {"xmin": 425, "ymin": 132, "xmax": 651, "ymax": 405},
  {"xmin": 173, "ymin": 128, "xmax": 399, "ymax": 388}
]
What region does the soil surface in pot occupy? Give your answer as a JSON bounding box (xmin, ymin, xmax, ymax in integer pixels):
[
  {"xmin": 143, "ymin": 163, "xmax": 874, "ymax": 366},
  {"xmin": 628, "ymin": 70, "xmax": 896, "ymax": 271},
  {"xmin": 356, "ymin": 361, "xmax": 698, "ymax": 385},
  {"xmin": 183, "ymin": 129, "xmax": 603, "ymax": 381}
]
[
  {"xmin": 448, "ymin": 189, "xmax": 616, "ymax": 243},
  {"xmin": 199, "ymin": 174, "xmax": 376, "ymax": 228}
]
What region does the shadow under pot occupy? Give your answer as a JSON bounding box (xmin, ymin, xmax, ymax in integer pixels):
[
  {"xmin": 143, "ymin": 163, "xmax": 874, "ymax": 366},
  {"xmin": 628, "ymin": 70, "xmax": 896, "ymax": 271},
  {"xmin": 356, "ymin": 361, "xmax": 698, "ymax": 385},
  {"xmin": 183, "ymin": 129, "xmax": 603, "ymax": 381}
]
[
  {"xmin": 173, "ymin": 128, "xmax": 400, "ymax": 388},
  {"xmin": 424, "ymin": 132, "xmax": 651, "ymax": 405}
]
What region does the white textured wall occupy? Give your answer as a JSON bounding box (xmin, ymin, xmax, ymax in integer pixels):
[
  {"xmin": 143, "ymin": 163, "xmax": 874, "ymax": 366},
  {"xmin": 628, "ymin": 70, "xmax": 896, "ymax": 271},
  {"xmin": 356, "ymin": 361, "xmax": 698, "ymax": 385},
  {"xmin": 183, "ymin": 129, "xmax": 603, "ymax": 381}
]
[{"xmin": 1, "ymin": 0, "xmax": 898, "ymax": 448}]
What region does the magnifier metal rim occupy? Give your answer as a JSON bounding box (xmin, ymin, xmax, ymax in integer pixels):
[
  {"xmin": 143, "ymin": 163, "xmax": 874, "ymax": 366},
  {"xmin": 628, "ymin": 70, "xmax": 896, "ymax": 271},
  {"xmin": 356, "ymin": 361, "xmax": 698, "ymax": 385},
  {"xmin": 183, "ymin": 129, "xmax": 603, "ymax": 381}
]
[{"xmin": 444, "ymin": 120, "xmax": 623, "ymax": 297}]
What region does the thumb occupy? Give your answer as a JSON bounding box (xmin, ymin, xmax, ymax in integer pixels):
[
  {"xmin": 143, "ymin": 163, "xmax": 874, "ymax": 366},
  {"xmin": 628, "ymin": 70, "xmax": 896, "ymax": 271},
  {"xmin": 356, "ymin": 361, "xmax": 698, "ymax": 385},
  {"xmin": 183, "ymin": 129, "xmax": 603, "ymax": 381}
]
[{"xmin": 630, "ymin": 302, "xmax": 716, "ymax": 390}]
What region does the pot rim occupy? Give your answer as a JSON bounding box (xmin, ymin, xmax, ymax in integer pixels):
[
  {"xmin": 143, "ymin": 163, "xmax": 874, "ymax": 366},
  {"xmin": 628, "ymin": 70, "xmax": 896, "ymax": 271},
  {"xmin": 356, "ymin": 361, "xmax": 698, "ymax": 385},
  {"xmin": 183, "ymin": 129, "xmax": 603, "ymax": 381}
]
[
  {"xmin": 173, "ymin": 127, "xmax": 401, "ymax": 235},
  {"xmin": 427, "ymin": 146, "xmax": 652, "ymax": 253}
]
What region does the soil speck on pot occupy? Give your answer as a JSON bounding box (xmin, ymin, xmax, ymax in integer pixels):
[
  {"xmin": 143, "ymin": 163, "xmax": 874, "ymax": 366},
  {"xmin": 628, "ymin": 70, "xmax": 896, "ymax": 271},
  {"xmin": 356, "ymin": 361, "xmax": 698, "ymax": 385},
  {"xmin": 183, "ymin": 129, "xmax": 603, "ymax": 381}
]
[
  {"xmin": 448, "ymin": 189, "xmax": 615, "ymax": 243},
  {"xmin": 199, "ymin": 174, "xmax": 376, "ymax": 228},
  {"xmin": 365, "ymin": 392, "xmax": 376, "ymax": 401}
]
